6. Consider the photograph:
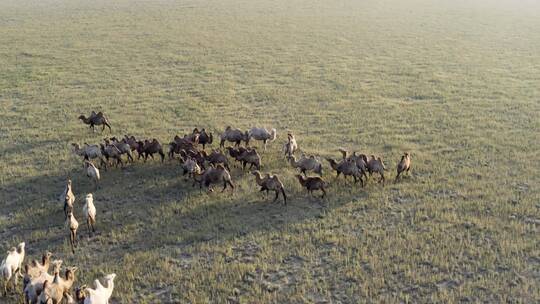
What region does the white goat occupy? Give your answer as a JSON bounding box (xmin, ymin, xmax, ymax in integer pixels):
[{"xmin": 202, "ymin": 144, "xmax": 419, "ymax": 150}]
[{"xmin": 1, "ymin": 242, "xmax": 25, "ymax": 295}]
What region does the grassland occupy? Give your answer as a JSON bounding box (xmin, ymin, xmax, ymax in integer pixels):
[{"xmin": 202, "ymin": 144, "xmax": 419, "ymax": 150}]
[{"xmin": 0, "ymin": 0, "xmax": 539, "ymax": 303}]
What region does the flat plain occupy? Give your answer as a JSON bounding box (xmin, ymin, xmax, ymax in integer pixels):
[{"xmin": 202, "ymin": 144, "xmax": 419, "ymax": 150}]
[{"xmin": 0, "ymin": 0, "xmax": 539, "ymax": 303}]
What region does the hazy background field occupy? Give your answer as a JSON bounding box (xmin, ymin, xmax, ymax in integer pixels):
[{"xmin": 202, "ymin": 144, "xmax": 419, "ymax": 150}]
[{"xmin": 1, "ymin": 0, "xmax": 539, "ymax": 303}]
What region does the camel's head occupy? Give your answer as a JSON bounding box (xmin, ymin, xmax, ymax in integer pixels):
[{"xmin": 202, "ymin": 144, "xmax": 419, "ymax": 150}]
[
  {"xmin": 270, "ymin": 128, "xmax": 277, "ymax": 141},
  {"xmin": 191, "ymin": 133, "xmax": 200, "ymax": 143},
  {"xmin": 65, "ymin": 267, "xmax": 78, "ymax": 281},
  {"xmin": 75, "ymin": 285, "xmax": 87, "ymax": 301},
  {"xmin": 78, "ymin": 115, "xmax": 85, "ymax": 120},
  {"xmin": 17, "ymin": 242, "xmax": 25, "ymax": 253},
  {"xmin": 39, "ymin": 280, "xmax": 53, "ymax": 304},
  {"xmin": 105, "ymin": 273, "xmax": 117, "ymax": 282}
]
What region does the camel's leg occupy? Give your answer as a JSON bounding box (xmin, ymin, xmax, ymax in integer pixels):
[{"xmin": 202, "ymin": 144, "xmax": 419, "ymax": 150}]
[
  {"xmin": 70, "ymin": 230, "xmax": 75, "ymax": 253},
  {"xmin": 100, "ymin": 157, "xmax": 107, "ymax": 170},
  {"xmin": 222, "ymin": 181, "xmax": 227, "ymax": 192},
  {"xmin": 227, "ymin": 180, "xmax": 234, "ymax": 191},
  {"xmin": 159, "ymin": 150, "xmax": 165, "ymax": 162},
  {"xmin": 3, "ymin": 277, "xmax": 7, "ymax": 296}
]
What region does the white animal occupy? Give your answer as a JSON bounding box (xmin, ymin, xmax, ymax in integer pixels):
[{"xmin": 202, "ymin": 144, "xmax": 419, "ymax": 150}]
[
  {"xmin": 248, "ymin": 127, "xmax": 277, "ymax": 150},
  {"xmin": 1, "ymin": 242, "xmax": 25, "ymax": 295},
  {"xmin": 83, "ymin": 273, "xmax": 116, "ymax": 304},
  {"xmin": 38, "ymin": 266, "xmax": 78, "ymax": 304},
  {"xmin": 289, "ymin": 154, "xmax": 323, "ymax": 175},
  {"xmin": 59, "ymin": 179, "xmax": 75, "ymax": 204},
  {"xmin": 83, "ymin": 193, "xmax": 97, "ymax": 235},
  {"xmin": 23, "ymin": 259, "xmax": 63, "ymax": 304},
  {"xmin": 181, "ymin": 157, "xmax": 201, "ymax": 181},
  {"xmin": 72, "ymin": 143, "xmax": 103, "ymax": 160},
  {"xmin": 282, "ymin": 132, "xmax": 298, "ymax": 159},
  {"xmin": 84, "ymin": 161, "xmax": 100, "ymax": 189},
  {"xmin": 66, "ymin": 212, "xmax": 79, "ymax": 254}
]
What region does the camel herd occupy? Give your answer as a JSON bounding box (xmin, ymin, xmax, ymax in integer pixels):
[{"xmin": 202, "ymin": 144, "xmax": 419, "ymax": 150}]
[
  {"xmin": 1, "ymin": 111, "xmax": 412, "ymax": 303},
  {"xmin": 70, "ymin": 113, "xmax": 412, "ymax": 196}
]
